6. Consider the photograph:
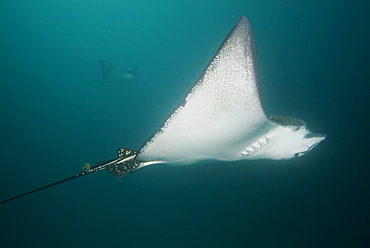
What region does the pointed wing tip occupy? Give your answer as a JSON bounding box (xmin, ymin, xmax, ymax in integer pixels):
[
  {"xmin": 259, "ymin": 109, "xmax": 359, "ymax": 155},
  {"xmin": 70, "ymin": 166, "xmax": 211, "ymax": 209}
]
[
  {"xmin": 238, "ymin": 15, "xmax": 250, "ymax": 24},
  {"xmin": 239, "ymin": 15, "xmax": 248, "ymax": 21},
  {"xmin": 236, "ymin": 16, "xmax": 253, "ymax": 34}
]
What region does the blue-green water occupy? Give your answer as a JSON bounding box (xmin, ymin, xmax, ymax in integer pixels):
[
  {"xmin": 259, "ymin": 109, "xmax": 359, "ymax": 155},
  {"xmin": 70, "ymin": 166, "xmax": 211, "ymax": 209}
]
[{"xmin": 1, "ymin": 1, "xmax": 369, "ymax": 247}]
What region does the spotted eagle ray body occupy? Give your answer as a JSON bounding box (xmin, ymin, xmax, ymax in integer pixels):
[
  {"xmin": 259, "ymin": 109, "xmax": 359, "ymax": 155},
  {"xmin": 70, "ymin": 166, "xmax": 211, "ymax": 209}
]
[{"xmin": 136, "ymin": 16, "xmax": 325, "ymax": 165}]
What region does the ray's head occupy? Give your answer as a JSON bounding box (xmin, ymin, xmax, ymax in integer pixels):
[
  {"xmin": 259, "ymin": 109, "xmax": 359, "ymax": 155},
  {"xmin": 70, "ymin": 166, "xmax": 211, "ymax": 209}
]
[{"xmin": 265, "ymin": 116, "xmax": 326, "ymax": 160}]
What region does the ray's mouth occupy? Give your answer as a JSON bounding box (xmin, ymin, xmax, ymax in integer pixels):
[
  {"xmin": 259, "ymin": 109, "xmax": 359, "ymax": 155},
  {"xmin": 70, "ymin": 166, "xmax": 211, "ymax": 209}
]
[{"xmin": 295, "ymin": 141, "xmax": 323, "ymax": 158}]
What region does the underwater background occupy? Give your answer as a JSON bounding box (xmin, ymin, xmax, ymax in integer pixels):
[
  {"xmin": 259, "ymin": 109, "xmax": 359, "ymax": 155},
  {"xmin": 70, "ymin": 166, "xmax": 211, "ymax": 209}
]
[{"xmin": 0, "ymin": 0, "xmax": 369, "ymax": 247}]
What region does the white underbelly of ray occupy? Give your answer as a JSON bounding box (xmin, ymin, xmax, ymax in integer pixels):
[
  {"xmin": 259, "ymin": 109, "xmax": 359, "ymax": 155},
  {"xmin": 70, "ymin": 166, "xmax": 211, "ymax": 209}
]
[
  {"xmin": 139, "ymin": 113, "xmax": 274, "ymax": 164},
  {"xmin": 136, "ymin": 16, "xmax": 326, "ymax": 165}
]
